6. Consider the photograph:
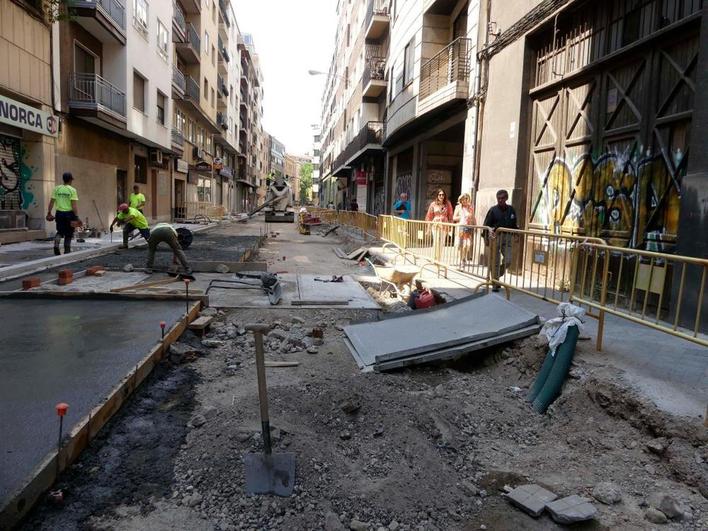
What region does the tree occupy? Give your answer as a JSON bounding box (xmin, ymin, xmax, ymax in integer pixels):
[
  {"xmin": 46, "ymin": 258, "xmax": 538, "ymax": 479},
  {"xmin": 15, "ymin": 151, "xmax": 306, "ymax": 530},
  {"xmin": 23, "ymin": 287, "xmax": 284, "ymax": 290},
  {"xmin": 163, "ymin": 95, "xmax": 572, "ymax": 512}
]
[{"xmin": 299, "ymin": 162, "xmax": 313, "ymax": 204}]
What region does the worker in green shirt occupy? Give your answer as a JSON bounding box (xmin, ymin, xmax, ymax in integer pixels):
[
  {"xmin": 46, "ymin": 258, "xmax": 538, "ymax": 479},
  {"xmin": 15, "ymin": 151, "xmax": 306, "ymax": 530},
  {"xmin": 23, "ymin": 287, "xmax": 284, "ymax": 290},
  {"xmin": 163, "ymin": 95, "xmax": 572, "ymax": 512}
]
[
  {"xmin": 129, "ymin": 185, "xmax": 146, "ymax": 213},
  {"xmin": 146, "ymin": 223, "xmax": 192, "ymax": 274},
  {"xmin": 46, "ymin": 172, "xmax": 81, "ymax": 255},
  {"xmin": 109, "ymin": 203, "xmax": 151, "ymax": 248}
]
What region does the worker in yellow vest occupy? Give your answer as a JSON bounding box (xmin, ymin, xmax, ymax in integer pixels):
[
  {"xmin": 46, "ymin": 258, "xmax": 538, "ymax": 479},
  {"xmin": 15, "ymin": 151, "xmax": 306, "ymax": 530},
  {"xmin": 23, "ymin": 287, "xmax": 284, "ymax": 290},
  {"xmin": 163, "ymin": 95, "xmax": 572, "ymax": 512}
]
[
  {"xmin": 109, "ymin": 204, "xmax": 150, "ymax": 248},
  {"xmin": 46, "ymin": 172, "xmax": 81, "ymax": 255},
  {"xmin": 129, "ymin": 185, "xmax": 146, "ymax": 213}
]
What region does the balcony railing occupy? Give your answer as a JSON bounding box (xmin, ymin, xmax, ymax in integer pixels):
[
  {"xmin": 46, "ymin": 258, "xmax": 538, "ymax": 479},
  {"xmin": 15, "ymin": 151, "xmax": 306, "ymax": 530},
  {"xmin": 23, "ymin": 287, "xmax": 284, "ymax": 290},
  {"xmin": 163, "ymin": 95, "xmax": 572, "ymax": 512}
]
[
  {"xmin": 172, "ymin": 1, "xmax": 186, "ymax": 37},
  {"xmin": 216, "ymin": 111, "xmax": 228, "ymax": 130},
  {"xmin": 363, "ymin": 47, "xmax": 386, "ymax": 88},
  {"xmin": 365, "ymin": 0, "xmax": 389, "ymax": 38},
  {"xmin": 185, "ymin": 74, "xmax": 199, "ymax": 101},
  {"xmin": 217, "ymin": 76, "xmax": 229, "ymax": 97},
  {"xmin": 69, "ymin": 72, "xmax": 126, "ymax": 118},
  {"xmin": 172, "ymin": 65, "xmax": 186, "ymax": 93},
  {"xmin": 71, "ymin": 0, "xmax": 126, "ymax": 31},
  {"xmin": 419, "ymin": 37, "xmax": 471, "ymax": 100},
  {"xmin": 218, "ymin": 0, "xmax": 231, "ymax": 27},
  {"xmin": 218, "ymin": 36, "xmax": 230, "ymax": 62},
  {"xmin": 186, "ymin": 22, "xmax": 201, "ymax": 54},
  {"xmin": 171, "ymin": 128, "xmax": 185, "ymax": 147}
]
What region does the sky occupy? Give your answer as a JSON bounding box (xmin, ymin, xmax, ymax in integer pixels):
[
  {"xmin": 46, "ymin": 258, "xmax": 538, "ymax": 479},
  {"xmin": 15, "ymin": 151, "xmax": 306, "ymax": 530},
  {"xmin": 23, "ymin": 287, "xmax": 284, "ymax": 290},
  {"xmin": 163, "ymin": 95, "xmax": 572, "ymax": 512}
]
[{"xmin": 232, "ymin": 0, "xmax": 337, "ymax": 156}]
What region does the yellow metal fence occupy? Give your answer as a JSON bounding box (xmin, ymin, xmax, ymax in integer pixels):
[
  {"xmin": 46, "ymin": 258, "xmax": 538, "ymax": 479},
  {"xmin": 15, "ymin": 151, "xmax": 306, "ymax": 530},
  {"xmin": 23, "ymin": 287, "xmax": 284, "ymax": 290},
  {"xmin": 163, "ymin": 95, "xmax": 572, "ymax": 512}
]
[{"xmin": 309, "ymin": 208, "xmax": 707, "ymax": 349}]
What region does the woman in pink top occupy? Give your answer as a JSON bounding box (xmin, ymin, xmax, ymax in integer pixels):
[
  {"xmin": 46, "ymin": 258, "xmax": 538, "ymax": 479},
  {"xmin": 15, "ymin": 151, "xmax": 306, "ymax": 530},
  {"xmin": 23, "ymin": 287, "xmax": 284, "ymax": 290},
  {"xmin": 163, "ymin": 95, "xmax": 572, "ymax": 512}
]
[
  {"xmin": 453, "ymin": 193, "xmax": 476, "ymax": 266},
  {"xmin": 425, "ymin": 189, "xmax": 453, "ymax": 261}
]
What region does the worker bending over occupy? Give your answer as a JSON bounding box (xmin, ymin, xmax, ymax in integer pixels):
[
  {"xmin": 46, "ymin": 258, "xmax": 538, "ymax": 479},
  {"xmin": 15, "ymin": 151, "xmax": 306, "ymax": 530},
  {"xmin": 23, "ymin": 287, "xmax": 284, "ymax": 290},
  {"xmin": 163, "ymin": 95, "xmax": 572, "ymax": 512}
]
[
  {"xmin": 110, "ymin": 203, "xmax": 150, "ymax": 248},
  {"xmin": 146, "ymin": 223, "xmax": 192, "ymax": 274}
]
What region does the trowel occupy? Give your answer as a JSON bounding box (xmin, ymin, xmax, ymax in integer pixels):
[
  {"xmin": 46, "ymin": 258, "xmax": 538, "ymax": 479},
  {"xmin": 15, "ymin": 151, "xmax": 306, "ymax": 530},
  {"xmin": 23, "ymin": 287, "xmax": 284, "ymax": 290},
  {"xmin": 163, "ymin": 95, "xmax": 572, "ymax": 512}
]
[{"xmin": 243, "ymin": 324, "xmax": 296, "ymax": 496}]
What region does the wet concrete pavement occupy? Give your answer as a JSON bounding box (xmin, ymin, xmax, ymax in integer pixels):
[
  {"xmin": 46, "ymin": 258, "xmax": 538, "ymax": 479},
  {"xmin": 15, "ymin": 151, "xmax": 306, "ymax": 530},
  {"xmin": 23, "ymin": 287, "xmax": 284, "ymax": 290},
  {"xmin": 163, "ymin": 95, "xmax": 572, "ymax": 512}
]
[{"xmin": 0, "ymin": 299, "xmax": 185, "ymax": 506}]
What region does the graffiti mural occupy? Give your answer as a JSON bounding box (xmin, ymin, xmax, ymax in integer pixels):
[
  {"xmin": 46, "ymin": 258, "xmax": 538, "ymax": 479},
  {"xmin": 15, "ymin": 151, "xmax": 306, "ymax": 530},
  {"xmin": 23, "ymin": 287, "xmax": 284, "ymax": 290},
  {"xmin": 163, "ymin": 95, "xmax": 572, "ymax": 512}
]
[
  {"xmin": 0, "ymin": 135, "xmax": 34, "ymax": 211},
  {"xmin": 530, "ymin": 146, "xmax": 685, "ymax": 251}
]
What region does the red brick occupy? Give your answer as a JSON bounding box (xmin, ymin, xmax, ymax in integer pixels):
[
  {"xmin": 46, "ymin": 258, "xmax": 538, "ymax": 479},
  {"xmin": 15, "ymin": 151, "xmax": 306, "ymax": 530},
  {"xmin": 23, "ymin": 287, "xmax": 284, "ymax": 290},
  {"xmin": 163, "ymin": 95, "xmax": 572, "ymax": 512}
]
[
  {"xmin": 57, "ymin": 277, "xmax": 73, "ymax": 286},
  {"xmin": 22, "ymin": 277, "xmax": 41, "ymax": 290},
  {"xmin": 58, "ymin": 269, "xmax": 73, "ymax": 279},
  {"xmin": 86, "ymin": 266, "xmax": 105, "ymax": 276}
]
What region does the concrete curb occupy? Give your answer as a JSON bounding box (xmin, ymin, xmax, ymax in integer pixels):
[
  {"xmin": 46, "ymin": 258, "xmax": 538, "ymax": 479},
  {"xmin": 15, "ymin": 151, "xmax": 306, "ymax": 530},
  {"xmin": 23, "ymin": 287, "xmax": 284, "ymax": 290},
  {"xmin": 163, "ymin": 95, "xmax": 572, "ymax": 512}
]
[{"xmin": 0, "ymin": 223, "xmax": 216, "ymax": 283}]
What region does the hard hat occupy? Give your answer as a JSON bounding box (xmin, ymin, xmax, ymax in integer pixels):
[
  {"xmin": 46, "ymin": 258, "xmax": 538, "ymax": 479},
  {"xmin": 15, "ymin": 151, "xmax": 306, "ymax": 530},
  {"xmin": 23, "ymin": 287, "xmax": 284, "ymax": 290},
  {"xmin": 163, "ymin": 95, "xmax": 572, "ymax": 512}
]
[{"xmin": 118, "ymin": 203, "xmax": 129, "ymax": 212}]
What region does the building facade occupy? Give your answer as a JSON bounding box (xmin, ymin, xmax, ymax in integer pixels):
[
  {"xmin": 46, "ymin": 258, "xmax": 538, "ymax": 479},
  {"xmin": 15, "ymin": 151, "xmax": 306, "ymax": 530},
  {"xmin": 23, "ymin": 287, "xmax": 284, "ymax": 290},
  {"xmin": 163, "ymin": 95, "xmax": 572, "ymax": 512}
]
[
  {"xmin": 0, "ymin": 0, "xmax": 57, "ymax": 243},
  {"xmin": 312, "ymin": 130, "xmax": 321, "ymax": 205}
]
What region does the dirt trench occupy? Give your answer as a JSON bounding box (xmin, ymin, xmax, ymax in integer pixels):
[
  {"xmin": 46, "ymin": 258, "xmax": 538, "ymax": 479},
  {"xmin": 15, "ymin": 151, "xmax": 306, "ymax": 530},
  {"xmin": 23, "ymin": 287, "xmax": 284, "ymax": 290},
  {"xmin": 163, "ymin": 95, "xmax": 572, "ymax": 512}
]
[{"xmin": 22, "ymin": 303, "xmax": 707, "ymax": 531}]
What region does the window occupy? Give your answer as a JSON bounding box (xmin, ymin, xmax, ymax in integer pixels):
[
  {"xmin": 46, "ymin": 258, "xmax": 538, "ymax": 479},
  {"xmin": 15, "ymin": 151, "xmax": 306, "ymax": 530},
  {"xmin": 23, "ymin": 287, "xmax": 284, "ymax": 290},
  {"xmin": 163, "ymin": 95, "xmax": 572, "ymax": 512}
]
[
  {"xmin": 74, "ymin": 42, "xmax": 97, "ymax": 74},
  {"xmin": 133, "ymin": 71, "xmax": 146, "ymax": 112},
  {"xmin": 197, "ymin": 127, "xmax": 204, "ymax": 147},
  {"xmin": 156, "ymin": 91, "xmax": 166, "ymax": 125},
  {"xmin": 157, "ymin": 20, "xmax": 168, "ymax": 59},
  {"xmin": 404, "ymin": 38, "xmax": 414, "ymax": 86},
  {"xmin": 188, "ymin": 120, "xmax": 196, "ymax": 142},
  {"xmin": 204, "ymin": 78, "xmax": 208, "ymax": 99},
  {"xmin": 212, "ymin": 45, "xmax": 216, "ymax": 66},
  {"xmin": 197, "ymin": 177, "xmax": 212, "ymax": 202},
  {"xmin": 133, "ymin": 0, "xmax": 148, "ymax": 36},
  {"xmin": 211, "ymin": 87, "xmax": 215, "ymax": 107},
  {"xmin": 175, "ymin": 108, "xmax": 185, "ymax": 132},
  {"xmin": 204, "ymin": 30, "xmax": 210, "ymax": 51}
]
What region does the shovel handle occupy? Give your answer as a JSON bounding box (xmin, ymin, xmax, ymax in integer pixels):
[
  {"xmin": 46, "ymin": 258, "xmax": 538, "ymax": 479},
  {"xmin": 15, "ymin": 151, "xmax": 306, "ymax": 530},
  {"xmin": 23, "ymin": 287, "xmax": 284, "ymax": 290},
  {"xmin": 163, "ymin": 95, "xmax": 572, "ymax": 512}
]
[{"xmin": 247, "ymin": 325, "xmax": 272, "ymax": 454}]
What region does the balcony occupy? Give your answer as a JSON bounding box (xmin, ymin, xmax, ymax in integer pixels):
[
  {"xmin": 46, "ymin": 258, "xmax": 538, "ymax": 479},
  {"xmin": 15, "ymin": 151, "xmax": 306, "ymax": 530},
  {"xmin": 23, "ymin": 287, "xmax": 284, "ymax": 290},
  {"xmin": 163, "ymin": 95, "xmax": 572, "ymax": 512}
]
[
  {"xmin": 171, "ymin": 128, "xmax": 185, "ymax": 152},
  {"xmin": 175, "ymin": 23, "xmax": 200, "ymax": 64},
  {"xmin": 172, "ymin": 1, "xmax": 186, "ymax": 43},
  {"xmin": 69, "ymin": 0, "xmax": 127, "ymax": 45},
  {"xmin": 365, "ymin": 0, "xmax": 390, "ymax": 41},
  {"xmin": 185, "ymin": 74, "xmax": 200, "ymax": 102},
  {"xmin": 333, "ymin": 121, "xmax": 383, "ymax": 174},
  {"xmin": 218, "ymin": 37, "xmax": 230, "ymax": 62},
  {"xmin": 418, "ymin": 37, "xmax": 471, "ymax": 113},
  {"xmin": 172, "ymin": 65, "xmax": 186, "ymax": 97},
  {"xmin": 362, "ymin": 45, "xmax": 387, "ymax": 98},
  {"xmin": 218, "ymin": 0, "xmax": 230, "ymax": 26},
  {"xmin": 179, "ymin": 0, "xmax": 200, "ymax": 15},
  {"xmin": 68, "ymin": 72, "xmax": 126, "ymax": 130},
  {"xmin": 217, "ymin": 76, "xmax": 229, "ymax": 98},
  {"xmin": 216, "ymin": 112, "xmax": 228, "ymax": 131}
]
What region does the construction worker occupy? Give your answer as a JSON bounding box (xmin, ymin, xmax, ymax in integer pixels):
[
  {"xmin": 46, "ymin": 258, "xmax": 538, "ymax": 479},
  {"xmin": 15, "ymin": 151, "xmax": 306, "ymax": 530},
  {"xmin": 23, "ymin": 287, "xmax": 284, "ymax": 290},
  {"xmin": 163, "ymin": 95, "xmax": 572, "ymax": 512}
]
[
  {"xmin": 109, "ymin": 203, "xmax": 150, "ymax": 248},
  {"xmin": 145, "ymin": 223, "xmax": 192, "ymax": 274},
  {"xmin": 129, "ymin": 184, "xmax": 146, "ymax": 213},
  {"xmin": 46, "ymin": 172, "xmax": 81, "ymax": 255}
]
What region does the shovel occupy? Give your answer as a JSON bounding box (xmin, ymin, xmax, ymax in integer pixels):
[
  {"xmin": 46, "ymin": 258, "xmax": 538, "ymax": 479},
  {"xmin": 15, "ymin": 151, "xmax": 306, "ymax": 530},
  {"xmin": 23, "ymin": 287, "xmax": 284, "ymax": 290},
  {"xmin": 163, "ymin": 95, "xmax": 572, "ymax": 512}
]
[{"xmin": 243, "ymin": 324, "xmax": 296, "ymax": 496}]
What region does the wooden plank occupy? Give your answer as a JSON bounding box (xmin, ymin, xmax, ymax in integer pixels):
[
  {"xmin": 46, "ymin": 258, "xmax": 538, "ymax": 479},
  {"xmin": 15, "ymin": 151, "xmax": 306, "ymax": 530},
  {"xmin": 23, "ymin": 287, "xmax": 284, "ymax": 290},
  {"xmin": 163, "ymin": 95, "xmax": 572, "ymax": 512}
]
[
  {"xmin": 292, "ymin": 300, "xmax": 350, "ymax": 306},
  {"xmin": 190, "ymin": 261, "xmax": 268, "ymax": 273},
  {"xmin": 264, "ymin": 361, "xmax": 300, "ymax": 368},
  {"xmin": 110, "ymin": 277, "xmax": 179, "ymax": 293},
  {"xmin": 0, "ymin": 302, "xmax": 203, "ymax": 529},
  {"xmin": 189, "ymin": 316, "xmax": 213, "ymax": 330}
]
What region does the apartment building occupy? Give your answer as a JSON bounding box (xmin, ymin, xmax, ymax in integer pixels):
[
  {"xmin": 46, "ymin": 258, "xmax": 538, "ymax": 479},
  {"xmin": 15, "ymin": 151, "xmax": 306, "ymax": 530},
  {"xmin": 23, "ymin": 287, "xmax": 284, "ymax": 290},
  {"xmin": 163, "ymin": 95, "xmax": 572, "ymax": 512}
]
[
  {"xmin": 0, "ymin": 1, "xmax": 57, "ymax": 243},
  {"xmin": 319, "ymin": 0, "xmax": 480, "ymax": 215},
  {"xmin": 269, "ymin": 135, "xmax": 285, "ymax": 178}
]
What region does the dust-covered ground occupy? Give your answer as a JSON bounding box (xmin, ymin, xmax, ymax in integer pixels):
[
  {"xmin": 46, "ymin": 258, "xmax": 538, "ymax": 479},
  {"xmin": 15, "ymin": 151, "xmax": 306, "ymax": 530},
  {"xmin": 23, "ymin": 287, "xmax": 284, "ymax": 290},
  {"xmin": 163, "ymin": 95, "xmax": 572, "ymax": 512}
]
[{"xmin": 22, "ymin": 304, "xmax": 707, "ymax": 531}]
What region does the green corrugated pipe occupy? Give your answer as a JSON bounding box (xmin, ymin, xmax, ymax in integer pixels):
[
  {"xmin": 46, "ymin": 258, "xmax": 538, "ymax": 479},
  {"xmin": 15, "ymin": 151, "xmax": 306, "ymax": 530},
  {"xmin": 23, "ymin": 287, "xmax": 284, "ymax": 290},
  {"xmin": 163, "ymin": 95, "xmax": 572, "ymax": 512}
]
[{"xmin": 527, "ymin": 325, "xmax": 579, "ymax": 414}]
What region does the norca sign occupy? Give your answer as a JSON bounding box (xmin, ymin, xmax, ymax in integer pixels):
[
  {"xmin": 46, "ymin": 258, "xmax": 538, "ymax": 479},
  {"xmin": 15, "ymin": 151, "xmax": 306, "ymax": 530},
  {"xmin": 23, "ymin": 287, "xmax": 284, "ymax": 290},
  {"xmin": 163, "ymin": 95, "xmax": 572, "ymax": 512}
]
[{"xmin": 0, "ymin": 95, "xmax": 59, "ymax": 137}]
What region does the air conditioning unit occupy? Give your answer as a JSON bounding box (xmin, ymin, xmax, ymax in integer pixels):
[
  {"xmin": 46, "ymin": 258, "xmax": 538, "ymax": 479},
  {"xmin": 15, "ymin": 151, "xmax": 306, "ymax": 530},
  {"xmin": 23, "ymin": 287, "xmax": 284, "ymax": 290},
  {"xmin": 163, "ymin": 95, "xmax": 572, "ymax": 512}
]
[
  {"xmin": 150, "ymin": 149, "xmax": 163, "ymax": 165},
  {"xmin": 193, "ymin": 146, "xmax": 204, "ymax": 160}
]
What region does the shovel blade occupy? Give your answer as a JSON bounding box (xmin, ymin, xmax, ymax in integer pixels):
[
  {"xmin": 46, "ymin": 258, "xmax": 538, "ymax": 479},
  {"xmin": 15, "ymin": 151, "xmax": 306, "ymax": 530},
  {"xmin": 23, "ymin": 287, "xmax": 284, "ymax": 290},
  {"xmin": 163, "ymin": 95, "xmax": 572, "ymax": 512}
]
[{"xmin": 244, "ymin": 452, "xmax": 295, "ymax": 496}]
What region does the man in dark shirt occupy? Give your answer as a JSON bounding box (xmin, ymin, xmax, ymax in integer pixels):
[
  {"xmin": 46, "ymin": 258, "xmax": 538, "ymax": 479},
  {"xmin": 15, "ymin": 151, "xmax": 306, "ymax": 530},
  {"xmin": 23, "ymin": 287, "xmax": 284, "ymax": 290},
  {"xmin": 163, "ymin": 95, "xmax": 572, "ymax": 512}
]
[{"xmin": 483, "ymin": 189, "xmax": 519, "ymax": 291}]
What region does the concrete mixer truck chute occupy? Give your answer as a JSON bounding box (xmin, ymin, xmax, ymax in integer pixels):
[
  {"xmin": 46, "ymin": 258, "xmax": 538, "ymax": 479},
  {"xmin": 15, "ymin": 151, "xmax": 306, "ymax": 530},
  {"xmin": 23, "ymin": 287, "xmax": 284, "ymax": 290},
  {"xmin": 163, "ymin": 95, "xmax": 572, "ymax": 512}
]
[{"xmin": 263, "ymin": 174, "xmax": 295, "ymax": 223}]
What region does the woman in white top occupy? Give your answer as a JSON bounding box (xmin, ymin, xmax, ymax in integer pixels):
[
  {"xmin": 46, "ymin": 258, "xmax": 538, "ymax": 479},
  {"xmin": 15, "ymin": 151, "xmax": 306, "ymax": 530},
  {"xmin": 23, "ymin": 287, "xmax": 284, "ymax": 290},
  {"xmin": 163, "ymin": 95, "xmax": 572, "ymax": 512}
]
[{"xmin": 453, "ymin": 193, "xmax": 476, "ymax": 266}]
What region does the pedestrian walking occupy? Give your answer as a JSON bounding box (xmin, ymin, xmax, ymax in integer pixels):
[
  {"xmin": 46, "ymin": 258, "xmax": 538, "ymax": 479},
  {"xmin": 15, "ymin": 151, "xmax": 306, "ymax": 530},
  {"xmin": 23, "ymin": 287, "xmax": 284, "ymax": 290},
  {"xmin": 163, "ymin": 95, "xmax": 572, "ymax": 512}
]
[
  {"xmin": 145, "ymin": 223, "xmax": 192, "ymax": 274},
  {"xmin": 129, "ymin": 185, "xmax": 146, "ymax": 213},
  {"xmin": 453, "ymin": 193, "xmax": 476, "ymax": 266},
  {"xmin": 46, "ymin": 172, "xmax": 81, "ymax": 255},
  {"xmin": 483, "ymin": 189, "xmax": 519, "ymax": 291},
  {"xmin": 392, "ymin": 192, "xmax": 411, "ymax": 219},
  {"xmin": 109, "ymin": 203, "xmax": 151, "ymax": 248},
  {"xmin": 425, "ymin": 189, "xmax": 453, "ymax": 262}
]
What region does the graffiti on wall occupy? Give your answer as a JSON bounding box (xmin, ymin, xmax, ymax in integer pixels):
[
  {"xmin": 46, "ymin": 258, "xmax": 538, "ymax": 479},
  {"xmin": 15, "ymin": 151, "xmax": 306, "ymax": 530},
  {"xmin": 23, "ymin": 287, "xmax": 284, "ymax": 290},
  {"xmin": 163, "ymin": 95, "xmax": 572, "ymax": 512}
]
[
  {"xmin": 530, "ymin": 146, "xmax": 685, "ymax": 252},
  {"xmin": 0, "ymin": 136, "xmax": 34, "ymax": 211},
  {"xmin": 394, "ymin": 173, "xmax": 412, "ymax": 201}
]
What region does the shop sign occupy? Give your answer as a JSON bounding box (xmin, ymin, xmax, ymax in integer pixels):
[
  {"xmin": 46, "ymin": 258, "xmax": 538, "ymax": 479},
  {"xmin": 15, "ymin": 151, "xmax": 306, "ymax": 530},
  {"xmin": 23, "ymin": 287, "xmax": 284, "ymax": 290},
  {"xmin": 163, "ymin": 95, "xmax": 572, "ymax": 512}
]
[
  {"xmin": 0, "ymin": 95, "xmax": 58, "ymax": 137},
  {"xmin": 356, "ymin": 169, "xmax": 367, "ymax": 186},
  {"xmin": 175, "ymin": 158, "xmax": 189, "ymax": 174},
  {"xmin": 193, "ymin": 161, "xmax": 212, "ymax": 173},
  {"xmin": 213, "ymin": 157, "xmax": 224, "ymax": 170},
  {"xmin": 219, "ymin": 166, "xmax": 233, "ymax": 179}
]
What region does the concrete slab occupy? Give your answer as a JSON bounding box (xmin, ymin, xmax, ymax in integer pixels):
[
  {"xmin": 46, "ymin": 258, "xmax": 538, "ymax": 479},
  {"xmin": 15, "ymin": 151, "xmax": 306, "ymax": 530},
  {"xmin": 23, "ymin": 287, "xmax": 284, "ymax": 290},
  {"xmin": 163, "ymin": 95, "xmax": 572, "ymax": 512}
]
[
  {"xmin": 507, "ymin": 484, "xmax": 558, "ymax": 517},
  {"xmin": 344, "ymin": 294, "xmax": 539, "ymax": 368},
  {"xmin": 0, "ymin": 299, "xmax": 185, "ymax": 506},
  {"xmin": 545, "ymin": 495, "xmax": 597, "ymax": 524}
]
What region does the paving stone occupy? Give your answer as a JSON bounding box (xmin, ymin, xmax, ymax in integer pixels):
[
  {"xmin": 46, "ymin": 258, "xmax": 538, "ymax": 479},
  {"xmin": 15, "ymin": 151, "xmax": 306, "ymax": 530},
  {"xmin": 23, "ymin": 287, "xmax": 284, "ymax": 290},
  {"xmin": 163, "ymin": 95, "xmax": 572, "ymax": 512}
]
[
  {"xmin": 545, "ymin": 495, "xmax": 597, "ymax": 524},
  {"xmin": 506, "ymin": 484, "xmax": 558, "ymax": 517}
]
